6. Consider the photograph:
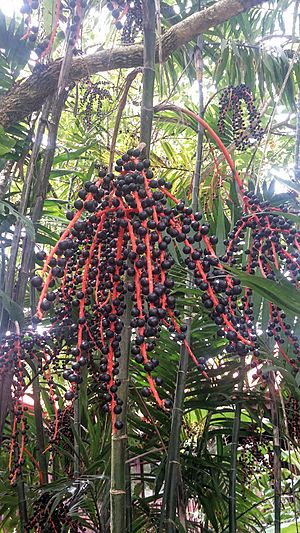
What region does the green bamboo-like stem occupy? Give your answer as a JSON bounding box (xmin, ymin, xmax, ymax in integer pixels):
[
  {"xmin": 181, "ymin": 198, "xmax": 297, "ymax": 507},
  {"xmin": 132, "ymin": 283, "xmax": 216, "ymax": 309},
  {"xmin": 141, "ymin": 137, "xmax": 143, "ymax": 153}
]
[
  {"xmin": 160, "ymin": 25, "xmax": 205, "ymax": 531},
  {"xmin": 0, "ymin": 42, "xmax": 73, "ymax": 463},
  {"xmin": 14, "ymin": 44, "xmax": 74, "ymax": 308},
  {"xmin": 0, "ymin": 160, "xmax": 16, "ymax": 200},
  {"xmin": 269, "ymin": 374, "xmax": 281, "ymax": 533},
  {"xmin": 193, "ymin": 34, "xmax": 204, "ymax": 203},
  {"xmin": 229, "ymin": 359, "xmax": 245, "ymax": 533},
  {"xmin": 33, "ymin": 367, "xmax": 48, "ymax": 481},
  {"xmin": 294, "ymin": 90, "xmax": 300, "ymax": 182},
  {"xmin": 110, "ymin": 289, "xmax": 132, "ymax": 533},
  {"xmin": 177, "ymin": 467, "xmax": 187, "ymax": 528},
  {"xmin": 13, "ymin": 43, "xmax": 73, "ymax": 529},
  {"xmin": 1, "ymin": 38, "xmax": 75, "ymax": 532},
  {"xmin": 108, "ymin": 68, "xmax": 142, "ymax": 173},
  {"xmin": 167, "ymin": 335, "xmax": 190, "ymax": 530},
  {"xmin": 0, "ymin": 97, "xmax": 52, "ymax": 331},
  {"xmin": 30, "ymin": 361, "xmax": 48, "ymax": 484},
  {"xmin": 16, "ymin": 480, "xmax": 27, "ymax": 533},
  {"xmin": 278, "ymin": 390, "xmax": 299, "ymax": 532},
  {"xmin": 0, "ymin": 121, "xmax": 45, "ymax": 432},
  {"xmin": 140, "ymin": 0, "xmax": 156, "ymax": 155},
  {"xmin": 110, "ymin": 4, "xmax": 156, "ymax": 531},
  {"xmin": 125, "ymin": 459, "xmax": 132, "ymax": 532},
  {"xmin": 159, "ymin": 328, "xmax": 190, "ymax": 533},
  {"xmin": 29, "ymin": 281, "xmax": 48, "ymax": 485},
  {"xmin": 0, "ymin": 247, "xmax": 7, "ymax": 445},
  {"xmin": 74, "ymin": 393, "xmax": 81, "ymax": 478},
  {"xmin": 0, "ymin": 248, "xmax": 5, "ymax": 301},
  {"xmin": 0, "ymin": 42, "xmax": 73, "ymax": 443}
]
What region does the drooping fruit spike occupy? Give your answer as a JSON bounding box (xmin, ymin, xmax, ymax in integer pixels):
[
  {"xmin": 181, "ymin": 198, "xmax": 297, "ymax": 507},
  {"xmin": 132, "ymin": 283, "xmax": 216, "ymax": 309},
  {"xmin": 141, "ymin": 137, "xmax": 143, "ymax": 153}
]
[
  {"xmin": 2, "ymin": 109, "xmax": 298, "ymax": 489},
  {"xmin": 29, "ymin": 148, "xmax": 299, "ymax": 438},
  {"xmin": 218, "ymin": 84, "xmax": 264, "ymax": 150}
]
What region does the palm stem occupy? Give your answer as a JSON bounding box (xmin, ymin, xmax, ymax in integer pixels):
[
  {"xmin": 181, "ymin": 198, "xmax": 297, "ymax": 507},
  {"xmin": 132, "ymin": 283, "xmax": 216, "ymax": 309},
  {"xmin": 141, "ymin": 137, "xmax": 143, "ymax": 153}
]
[
  {"xmin": 125, "ymin": 459, "xmax": 132, "ymax": 532},
  {"xmin": 1, "ymin": 37, "xmax": 75, "ymax": 530},
  {"xmin": 193, "ymin": 34, "xmax": 205, "ymax": 203},
  {"xmin": 160, "ymin": 328, "xmax": 191, "ymax": 533},
  {"xmin": 0, "ymin": 98, "xmax": 52, "ymax": 450},
  {"xmin": 229, "ymin": 359, "xmax": 244, "ymax": 532},
  {"xmin": 140, "ymin": 0, "xmax": 156, "ymax": 154},
  {"xmin": 269, "ymin": 374, "xmax": 281, "ymax": 533},
  {"xmin": 110, "ymin": 290, "xmax": 132, "ymax": 533},
  {"xmin": 74, "ymin": 393, "xmax": 81, "ymax": 478},
  {"xmin": 110, "ymin": 4, "xmax": 156, "ymax": 531},
  {"xmin": 161, "ymin": 25, "xmax": 204, "ymax": 531},
  {"xmin": 31, "ymin": 361, "xmax": 48, "ymax": 484},
  {"xmin": 14, "ymin": 43, "xmax": 74, "ymax": 309},
  {"xmin": 0, "ymin": 160, "xmax": 17, "ymax": 200},
  {"xmin": 0, "ymin": 97, "xmax": 52, "ymax": 331},
  {"xmin": 29, "ymin": 282, "xmax": 48, "ymax": 485},
  {"xmin": 294, "ymin": 89, "xmax": 300, "ymax": 181},
  {"xmin": 109, "ymin": 68, "xmax": 142, "ymax": 172}
]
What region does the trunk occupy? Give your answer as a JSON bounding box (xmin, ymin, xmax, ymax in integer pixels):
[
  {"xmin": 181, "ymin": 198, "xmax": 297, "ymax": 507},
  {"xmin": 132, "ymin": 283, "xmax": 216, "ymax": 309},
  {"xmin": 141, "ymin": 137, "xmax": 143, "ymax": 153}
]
[
  {"xmin": 74, "ymin": 394, "xmax": 81, "ymax": 478},
  {"xmin": 125, "ymin": 459, "xmax": 132, "ymax": 532},
  {"xmin": 15, "ymin": 470, "xmax": 28, "ymax": 532},
  {"xmin": 0, "ymin": 160, "xmax": 16, "ymax": 200},
  {"xmin": 160, "ymin": 332, "xmax": 190, "ymax": 533},
  {"xmin": 0, "ymin": 41, "xmax": 74, "ymax": 447},
  {"xmin": 294, "ymin": 89, "xmax": 300, "ymax": 181},
  {"xmin": 140, "ymin": 0, "xmax": 156, "ymax": 154},
  {"xmin": 160, "ymin": 35, "xmax": 204, "ymax": 531},
  {"xmin": 229, "ymin": 360, "xmax": 244, "ymax": 533},
  {"xmin": 110, "ymin": 290, "xmax": 132, "ymax": 533},
  {"xmin": 269, "ymin": 375, "xmax": 281, "ymax": 533},
  {"xmin": 14, "ymin": 45, "xmax": 74, "ymax": 309},
  {"xmin": 0, "ymin": 98, "xmax": 52, "ymax": 330},
  {"xmin": 110, "ymin": 3, "xmax": 156, "ymax": 531},
  {"xmin": 193, "ymin": 34, "xmax": 204, "ymax": 201},
  {"xmin": 108, "ymin": 68, "xmax": 142, "ymax": 173},
  {"xmin": 31, "ymin": 360, "xmax": 48, "ymax": 484}
]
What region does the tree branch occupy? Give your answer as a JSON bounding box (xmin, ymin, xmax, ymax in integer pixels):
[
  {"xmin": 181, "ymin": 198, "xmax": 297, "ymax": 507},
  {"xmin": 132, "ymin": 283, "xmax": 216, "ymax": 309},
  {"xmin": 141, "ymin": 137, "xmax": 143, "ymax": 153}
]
[{"xmin": 0, "ymin": 0, "xmax": 264, "ymax": 129}]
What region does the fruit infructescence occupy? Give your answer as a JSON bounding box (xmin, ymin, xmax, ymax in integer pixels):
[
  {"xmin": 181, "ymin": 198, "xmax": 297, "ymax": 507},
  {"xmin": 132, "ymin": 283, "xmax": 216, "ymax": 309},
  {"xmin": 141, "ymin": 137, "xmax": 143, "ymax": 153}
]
[
  {"xmin": 218, "ymin": 84, "xmax": 264, "ymax": 150},
  {"xmin": 2, "ymin": 146, "xmax": 299, "ymax": 488}
]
